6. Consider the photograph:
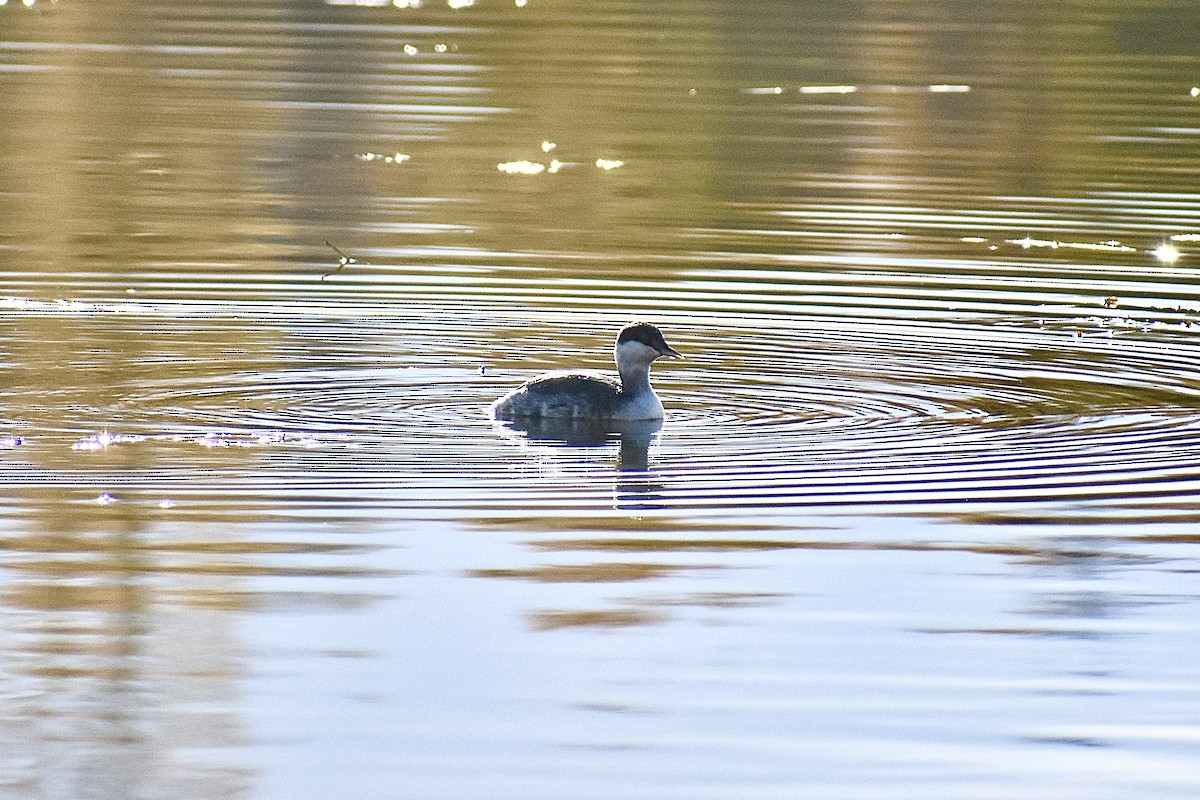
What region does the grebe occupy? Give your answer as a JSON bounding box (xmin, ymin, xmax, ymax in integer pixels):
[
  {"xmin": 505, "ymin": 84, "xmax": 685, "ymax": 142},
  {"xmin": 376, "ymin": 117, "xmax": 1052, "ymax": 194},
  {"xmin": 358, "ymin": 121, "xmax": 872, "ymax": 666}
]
[{"xmin": 491, "ymin": 322, "xmax": 681, "ymax": 420}]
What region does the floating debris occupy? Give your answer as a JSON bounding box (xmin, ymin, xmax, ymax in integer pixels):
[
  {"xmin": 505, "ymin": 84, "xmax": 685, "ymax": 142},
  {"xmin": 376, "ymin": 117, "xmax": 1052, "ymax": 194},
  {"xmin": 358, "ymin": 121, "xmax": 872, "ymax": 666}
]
[
  {"xmin": 541, "ymin": 140, "xmax": 556, "ymax": 152},
  {"xmin": 595, "ymin": 158, "xmax": 625, "ymax": 171},
  {"xmin": 928, "ymin": 84, "xmax": 971, "ymax": 93},
  {"xmin": 322, "ymin": 239, "xmax": 357, "ymax": 281},
  {"xmin": 96, "ymin": 493, "xmax": 117, "ymax": 506},
  {"xmin": 159, "ymin": 498, "xmax": 176, "ymax": 510},
  {"xmin": 741, "ymin": 86, "xmax": 783, "ymax": 95}
]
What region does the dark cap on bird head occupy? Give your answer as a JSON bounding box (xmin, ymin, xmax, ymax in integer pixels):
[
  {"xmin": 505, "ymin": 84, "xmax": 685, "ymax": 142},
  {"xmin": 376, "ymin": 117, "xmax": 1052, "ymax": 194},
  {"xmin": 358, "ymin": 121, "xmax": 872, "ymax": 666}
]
[{"xmin": 618, "ymin": 322, "xmax": 681, "ymax": 359}]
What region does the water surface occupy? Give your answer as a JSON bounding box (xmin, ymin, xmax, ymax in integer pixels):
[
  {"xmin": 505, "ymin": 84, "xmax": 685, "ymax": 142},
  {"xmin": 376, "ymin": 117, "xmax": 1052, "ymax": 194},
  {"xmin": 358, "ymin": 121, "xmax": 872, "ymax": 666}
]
[{"xmin": 2, "ymin": 1, "xmax": 1200, "ymax": 798}]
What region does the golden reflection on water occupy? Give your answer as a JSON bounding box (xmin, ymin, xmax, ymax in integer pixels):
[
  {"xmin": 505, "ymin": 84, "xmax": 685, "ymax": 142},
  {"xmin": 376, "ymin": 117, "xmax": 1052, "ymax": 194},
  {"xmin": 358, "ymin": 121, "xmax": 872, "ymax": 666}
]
[
  {"xmin": 528, "ymin": 608, "xmax": 665, "ymax": 631},
  {"xmin": 0, "ymin": 488, "xmax": 387, "ymax": 796},
  {"xmin": 469, "ymin": 561, "xmax": 706, "ymax": 583},
  {"xmin": 0, "ymin": 491, "xmax": 387, "ymax": 663},
  {"xmin": 529, "ymin": 589, "xmax": 789, "ymax": 631}
]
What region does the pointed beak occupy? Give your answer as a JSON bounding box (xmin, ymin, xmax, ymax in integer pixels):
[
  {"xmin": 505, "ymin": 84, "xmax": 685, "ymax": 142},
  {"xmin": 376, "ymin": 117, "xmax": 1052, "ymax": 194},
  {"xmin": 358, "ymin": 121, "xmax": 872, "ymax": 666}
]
[{"xmin": 659, "ymin": 345, "xmax": 682, "ymax": 359}]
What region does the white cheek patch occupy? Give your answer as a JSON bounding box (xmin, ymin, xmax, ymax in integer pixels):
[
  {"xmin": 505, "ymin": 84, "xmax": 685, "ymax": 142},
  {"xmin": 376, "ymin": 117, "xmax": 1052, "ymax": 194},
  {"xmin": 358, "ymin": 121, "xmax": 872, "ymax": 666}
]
[{"xmin": 617, "ymin": 340, "xmax": 662, "ymax": 363}]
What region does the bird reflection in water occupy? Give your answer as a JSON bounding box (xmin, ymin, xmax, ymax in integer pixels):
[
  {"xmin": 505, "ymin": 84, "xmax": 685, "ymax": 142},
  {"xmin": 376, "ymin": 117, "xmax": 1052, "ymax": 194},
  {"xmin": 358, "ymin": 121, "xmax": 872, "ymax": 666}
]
[{"xmin": 493, "ymin": 417, "xmax": 669, "ymax": 509}]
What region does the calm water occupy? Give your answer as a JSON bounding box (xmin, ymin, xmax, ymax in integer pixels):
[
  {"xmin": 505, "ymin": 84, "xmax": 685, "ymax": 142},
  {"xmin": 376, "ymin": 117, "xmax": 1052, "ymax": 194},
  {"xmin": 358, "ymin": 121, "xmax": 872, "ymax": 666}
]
[{"xmin": 3, "ymin": 0, "xmax": 1200, "ymax": 797}]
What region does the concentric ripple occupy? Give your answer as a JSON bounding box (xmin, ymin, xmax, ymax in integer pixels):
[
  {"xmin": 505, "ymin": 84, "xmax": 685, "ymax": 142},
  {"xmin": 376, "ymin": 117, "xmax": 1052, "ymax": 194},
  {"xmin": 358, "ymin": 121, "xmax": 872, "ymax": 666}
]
[
  {"xmin": 649, "ymin": 319, "xmax": 1200, "ymax": 515},
  {"xmin": 7, "ymin": 305, "xmax": 1200, "ymax": 522}
]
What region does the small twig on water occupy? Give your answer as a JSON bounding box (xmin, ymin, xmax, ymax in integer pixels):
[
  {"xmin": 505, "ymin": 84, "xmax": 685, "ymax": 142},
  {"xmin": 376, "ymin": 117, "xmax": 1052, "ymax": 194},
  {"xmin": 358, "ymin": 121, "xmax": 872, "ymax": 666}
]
[{"xmin": 321, "ymin": 239, "xmax": 358, "ymax": 280}]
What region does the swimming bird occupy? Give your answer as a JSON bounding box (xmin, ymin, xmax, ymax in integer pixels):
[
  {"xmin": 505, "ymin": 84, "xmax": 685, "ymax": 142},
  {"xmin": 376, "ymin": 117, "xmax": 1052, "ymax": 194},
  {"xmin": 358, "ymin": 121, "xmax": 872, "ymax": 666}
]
[{"xmin": 491, "ymin": 322, "xmax": 681, "ymax": 420}]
